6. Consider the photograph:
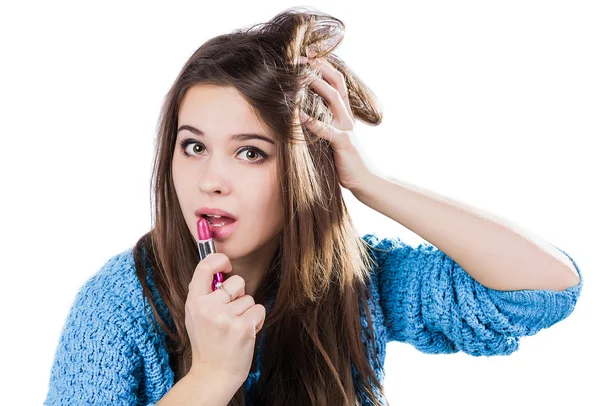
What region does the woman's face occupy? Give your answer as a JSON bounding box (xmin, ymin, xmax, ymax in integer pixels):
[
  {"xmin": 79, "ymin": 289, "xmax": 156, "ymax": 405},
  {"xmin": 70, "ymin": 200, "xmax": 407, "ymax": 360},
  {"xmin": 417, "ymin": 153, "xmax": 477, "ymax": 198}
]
[{"xmin": 172, "ymin": 84, "xmax": 284, "ymax": 261}]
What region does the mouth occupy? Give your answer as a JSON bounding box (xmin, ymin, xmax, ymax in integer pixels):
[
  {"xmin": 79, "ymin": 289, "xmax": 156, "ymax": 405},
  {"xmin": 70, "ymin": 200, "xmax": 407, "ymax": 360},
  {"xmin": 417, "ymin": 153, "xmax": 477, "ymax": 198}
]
[
  {"xmin": 201, "ymin": 214, "xmax": 237, "ymax": 227},
  {"xmin": 198, "ymin": 214, "xmax": 239, "ymax": 240}
]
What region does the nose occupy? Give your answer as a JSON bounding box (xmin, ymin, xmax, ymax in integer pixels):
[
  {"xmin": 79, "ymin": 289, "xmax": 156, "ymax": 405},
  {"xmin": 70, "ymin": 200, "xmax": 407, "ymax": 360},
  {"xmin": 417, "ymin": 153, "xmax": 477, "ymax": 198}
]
[{"xmin": 197, "ymin": 155, "xmax": 231, "ymax": 195}]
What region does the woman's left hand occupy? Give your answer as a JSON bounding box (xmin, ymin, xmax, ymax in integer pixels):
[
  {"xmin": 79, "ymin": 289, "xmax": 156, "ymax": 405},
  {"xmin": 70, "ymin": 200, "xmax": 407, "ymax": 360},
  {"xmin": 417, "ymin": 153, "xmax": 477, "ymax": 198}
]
[{"xmin": 298, "ymin": 52, "xmax": 379, "ymax": 195}]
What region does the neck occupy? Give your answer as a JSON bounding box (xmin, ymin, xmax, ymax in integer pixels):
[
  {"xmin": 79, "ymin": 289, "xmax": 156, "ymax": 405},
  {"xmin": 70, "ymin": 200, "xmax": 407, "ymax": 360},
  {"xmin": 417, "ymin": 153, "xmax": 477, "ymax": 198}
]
[{"xmin": 227, "ymin": 235, "xmax": 280, "ymax": 298}]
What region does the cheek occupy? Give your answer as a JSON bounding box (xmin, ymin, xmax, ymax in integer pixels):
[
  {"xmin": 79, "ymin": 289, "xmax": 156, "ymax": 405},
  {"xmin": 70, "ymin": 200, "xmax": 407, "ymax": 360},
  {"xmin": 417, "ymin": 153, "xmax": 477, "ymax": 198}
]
[
  {"xmin": 171, "ymin": 163, "xmax": 181, "ymax": 190},
  {"xmin": 241, "ymin": 164, "xmax": 278, "ymax": 191},
  {"xmin": 171, "ymin": 160, "xmax": 190, "ymax": 199},
  {"xmin": 242, "ymin": 171, "xmax": 281, "ymax": 212},
  {"xmin": 261, "ymin": 183, "xmax": 283, "ymax": 220}
]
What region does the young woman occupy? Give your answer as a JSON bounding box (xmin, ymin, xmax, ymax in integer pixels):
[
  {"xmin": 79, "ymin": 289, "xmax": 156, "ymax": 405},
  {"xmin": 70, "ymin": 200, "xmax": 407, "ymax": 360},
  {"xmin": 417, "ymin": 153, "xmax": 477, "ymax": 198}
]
[{"xmin": 44, "ymin": 7, "xmax": 583, "ymax": 406}]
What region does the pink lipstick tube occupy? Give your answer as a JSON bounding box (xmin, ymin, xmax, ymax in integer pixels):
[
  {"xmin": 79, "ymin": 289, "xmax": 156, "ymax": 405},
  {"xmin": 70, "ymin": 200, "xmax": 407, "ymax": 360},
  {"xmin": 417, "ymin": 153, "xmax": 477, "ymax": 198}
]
[{"xmin": 196, "ymin": 217, "xmax": 224, "ymax": 291}]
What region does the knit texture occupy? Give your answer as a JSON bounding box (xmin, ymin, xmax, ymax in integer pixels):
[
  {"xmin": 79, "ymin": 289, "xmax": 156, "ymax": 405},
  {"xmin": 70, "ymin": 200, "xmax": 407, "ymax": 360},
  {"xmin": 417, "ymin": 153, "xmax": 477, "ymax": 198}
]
[{"xmin": 44, "ymin": 233, "xmax": 583, "ymax": 405}]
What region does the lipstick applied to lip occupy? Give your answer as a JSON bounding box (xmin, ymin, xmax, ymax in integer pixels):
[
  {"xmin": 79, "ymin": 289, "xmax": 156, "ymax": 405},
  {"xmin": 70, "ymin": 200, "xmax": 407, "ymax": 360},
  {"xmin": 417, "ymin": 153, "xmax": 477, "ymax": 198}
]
[{"xmin": 196, "ymin": 217, "xmax": 224, "ymax": 291}]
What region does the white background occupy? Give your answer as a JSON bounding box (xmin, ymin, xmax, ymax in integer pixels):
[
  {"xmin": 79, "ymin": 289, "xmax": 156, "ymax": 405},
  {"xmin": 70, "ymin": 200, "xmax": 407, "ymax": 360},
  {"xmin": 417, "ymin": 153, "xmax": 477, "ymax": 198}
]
[{"xmin": 1, "ymin": 1, "xmax": 598, "ymax": 405}]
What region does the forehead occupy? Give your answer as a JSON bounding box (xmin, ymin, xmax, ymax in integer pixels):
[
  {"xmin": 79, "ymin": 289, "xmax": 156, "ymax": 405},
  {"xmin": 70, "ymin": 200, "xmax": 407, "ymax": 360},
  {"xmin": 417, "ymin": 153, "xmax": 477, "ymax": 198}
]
[{"xmin": 178, "ymin": 85, "xmax": 266, "ymax": 132}]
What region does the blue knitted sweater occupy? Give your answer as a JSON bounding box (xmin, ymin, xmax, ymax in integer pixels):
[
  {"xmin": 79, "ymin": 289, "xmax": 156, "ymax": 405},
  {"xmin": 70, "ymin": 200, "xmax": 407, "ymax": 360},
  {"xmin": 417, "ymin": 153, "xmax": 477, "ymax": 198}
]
[{"xmin": 44, "ymin": 233, "xmax": 583, "ymax": 405}]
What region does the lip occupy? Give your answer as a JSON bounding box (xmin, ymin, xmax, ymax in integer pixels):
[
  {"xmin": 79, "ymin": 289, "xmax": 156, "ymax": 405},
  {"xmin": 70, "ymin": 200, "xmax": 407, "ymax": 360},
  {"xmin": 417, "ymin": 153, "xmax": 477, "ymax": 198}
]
[
  {"xmin": 194, "ymin": 207, "xmax": 237, "ymax": 220},
  {"xmin": 205, "ymin": 218, "xmax": 239, "ymax": 240}
]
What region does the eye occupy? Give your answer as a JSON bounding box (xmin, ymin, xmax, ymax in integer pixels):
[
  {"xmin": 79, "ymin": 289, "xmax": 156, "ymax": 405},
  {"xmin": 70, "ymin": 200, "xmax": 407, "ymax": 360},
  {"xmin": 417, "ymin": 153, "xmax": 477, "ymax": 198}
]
[{"xmin": 178, "ymin": 138, "xmax": 269, "ymax": 165}]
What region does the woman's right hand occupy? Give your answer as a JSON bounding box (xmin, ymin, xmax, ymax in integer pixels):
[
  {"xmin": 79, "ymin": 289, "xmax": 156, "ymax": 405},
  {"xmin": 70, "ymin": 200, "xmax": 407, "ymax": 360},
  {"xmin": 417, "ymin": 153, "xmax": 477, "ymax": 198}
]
[{"xmin": 185, "ymin": 252, "xmax": 266, "ymax": 386}]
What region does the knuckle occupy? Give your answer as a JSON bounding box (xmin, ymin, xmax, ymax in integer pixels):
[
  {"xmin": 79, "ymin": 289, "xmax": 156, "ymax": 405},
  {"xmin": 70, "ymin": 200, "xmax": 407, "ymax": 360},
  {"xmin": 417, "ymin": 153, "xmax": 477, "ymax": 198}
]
[
  {"xmin": 195, "ymin": 253, "xmax": 230, "ymax": 273},
  {"xmin": 237, "ymin": 295, "xmax": 254, "ymax": 307},
  {"xmin": 214, "ymin": 311, "xmax": 229, "ymax": 327},
  {"xmin": 333, "ymin": 69, "xmax": 345, "ymax": 82},
  {"xmin": 231, "ymin": 318, "xmax": 246, "ymax": 332},
  {"xmin": 193, "ymin": 301, "xmax": 208, "ymax": 317},
  {"xmin": 213, "ymin": 252, "xmax": 227, "ymax": 261},
  {"xmin": 215, "ymin": 253, "xmax": 231, "ymax": 268},
  {"xmin": 184, "ymin": 301, "xmax": 192, "ymax": 315},
  {"xmin": 185, "ymin": 292, "xmax": 196, "ymax": 306},
  {"xmin": 229, "ymin": 274, "xmax": 245, "ymax": 285},
  {"xmin": 258, "ymin": 304, "xmax": 266, "ymax": 316},
  {"xmin": 194, "ymin": 260, "xmax": 208, "ymax": 274},
  {"xmin": 202, "ymin": 253, "xmax": 219, "ymax": 266},
  {"xmin": 326, "ymin": 85, "xmax": 337, "ymax": 99},
  {"xmin": 185, "ymin": 298, "xmax": 202, "ymax": 316}
]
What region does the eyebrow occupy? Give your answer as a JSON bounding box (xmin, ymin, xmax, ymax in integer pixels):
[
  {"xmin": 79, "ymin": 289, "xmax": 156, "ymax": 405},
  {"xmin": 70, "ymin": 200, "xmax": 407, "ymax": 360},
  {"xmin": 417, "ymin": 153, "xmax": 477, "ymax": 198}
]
[{"xmin": 177, "ymin": 125, "xmax": 275, "ymax": 145}]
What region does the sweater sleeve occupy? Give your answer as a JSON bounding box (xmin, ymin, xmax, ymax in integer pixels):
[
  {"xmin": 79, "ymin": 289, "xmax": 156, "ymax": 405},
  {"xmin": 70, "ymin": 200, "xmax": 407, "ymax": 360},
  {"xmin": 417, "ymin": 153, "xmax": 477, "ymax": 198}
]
[
  {"xmin": 44, "ymin": 280, "xmax": 147, "ymax": 405},
  {"xmin": 362, "ymin": 234, "xmax": 583, "ymax": 356}
]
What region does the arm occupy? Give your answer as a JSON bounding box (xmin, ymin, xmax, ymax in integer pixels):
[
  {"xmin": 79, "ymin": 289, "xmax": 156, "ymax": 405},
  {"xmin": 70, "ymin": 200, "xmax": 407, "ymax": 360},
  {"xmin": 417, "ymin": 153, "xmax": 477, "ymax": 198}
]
[
  {"xmin": 362, "ymin": 233, "xmax": 582, "ymax": 355},
  {"xmin": 353, "ymin": 174, "xmax": 580, "ymax": 291},
  {"xmin": 156, "ymin": 372, "xmax": 240, "ymax": 406}
]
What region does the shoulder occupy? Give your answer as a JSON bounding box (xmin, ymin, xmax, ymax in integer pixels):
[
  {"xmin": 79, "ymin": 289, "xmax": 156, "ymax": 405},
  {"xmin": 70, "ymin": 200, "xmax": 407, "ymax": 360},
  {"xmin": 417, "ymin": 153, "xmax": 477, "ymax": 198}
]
[
  {"xmin": 361, "ymin": 232, "xmax": 437, "ymax": 270},
  {"xmin": 361, "ymin": 232, "xmax": 409, "ymax": 254},
  {"xmin": 357, "ymin": 234, "xmax": 390, "ymax": 374},
  {"xmin": 69, "ymin": 246, "xmax": 150, "ymax": 327},
  {"xmin": 361, "ymin": 232, "xmax": 426, "ymax": 252},
  {"xmin": 360, "ymin": 232, "xmax": 412, "ymax": 267},
  {"xmin": 78, "ymin": 247, "xmax": 138, "ymax": 302},
  {"xmin": 62, "ymin": 245, "xmax": 178, "ymax": 354},
  {"xmin": 45, "ymin": 247, "xmax": 175, "ymax": 404}
]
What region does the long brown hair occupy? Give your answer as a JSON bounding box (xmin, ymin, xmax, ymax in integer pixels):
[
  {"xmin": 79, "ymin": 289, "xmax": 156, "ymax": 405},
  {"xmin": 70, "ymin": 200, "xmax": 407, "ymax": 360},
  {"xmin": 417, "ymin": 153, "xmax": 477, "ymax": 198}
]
[{"xmin": 132, "ymin": 6, "xmax": 388, "ymax": 405}]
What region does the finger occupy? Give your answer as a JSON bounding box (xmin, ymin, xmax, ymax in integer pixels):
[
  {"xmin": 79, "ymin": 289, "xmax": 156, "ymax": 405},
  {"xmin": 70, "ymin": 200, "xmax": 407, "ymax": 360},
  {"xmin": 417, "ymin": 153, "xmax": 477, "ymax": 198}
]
[
  {"xmin": 307, "ymin": 75, "xmax": 354, "ymax": 130},
  {"xmin": 226, "ymin": 294, "xmax": 255, "ymax": 316},
  {"xmin": 301, "ymin": 113, "xmax": 340, "ymax": 146},
  {"xmin": 309, "ymin": 58, "xmax": 352, "ymax": 116},
  {"xmin": 213, "ymin": 274, "xmax": 245, "ymax": 304},
  {"xmin": 189, "ymin": 253, "xmax": 233, "ymax": 296},
  {"xmin": 243, "ymin": 304, "xmax": 266, "ymax": 335}
]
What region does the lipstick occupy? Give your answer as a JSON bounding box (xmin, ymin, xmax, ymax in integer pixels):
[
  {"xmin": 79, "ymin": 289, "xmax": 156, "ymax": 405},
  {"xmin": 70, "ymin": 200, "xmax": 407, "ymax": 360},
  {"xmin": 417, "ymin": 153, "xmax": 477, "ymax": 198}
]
[{"xmin": 196, "ymin": 217, "xmax": 224, "ymax": 291}]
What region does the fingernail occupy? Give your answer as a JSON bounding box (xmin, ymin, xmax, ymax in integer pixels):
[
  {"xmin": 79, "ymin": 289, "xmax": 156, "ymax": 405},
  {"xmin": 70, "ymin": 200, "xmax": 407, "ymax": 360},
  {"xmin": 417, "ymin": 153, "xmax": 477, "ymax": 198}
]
[
  {"xmin": 299, "ymin": 111, "xmax": 309, "ymax": 122},
  {"xmin": 298, "ymin": 56, "xmax": 310, "ymax": 64}
]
